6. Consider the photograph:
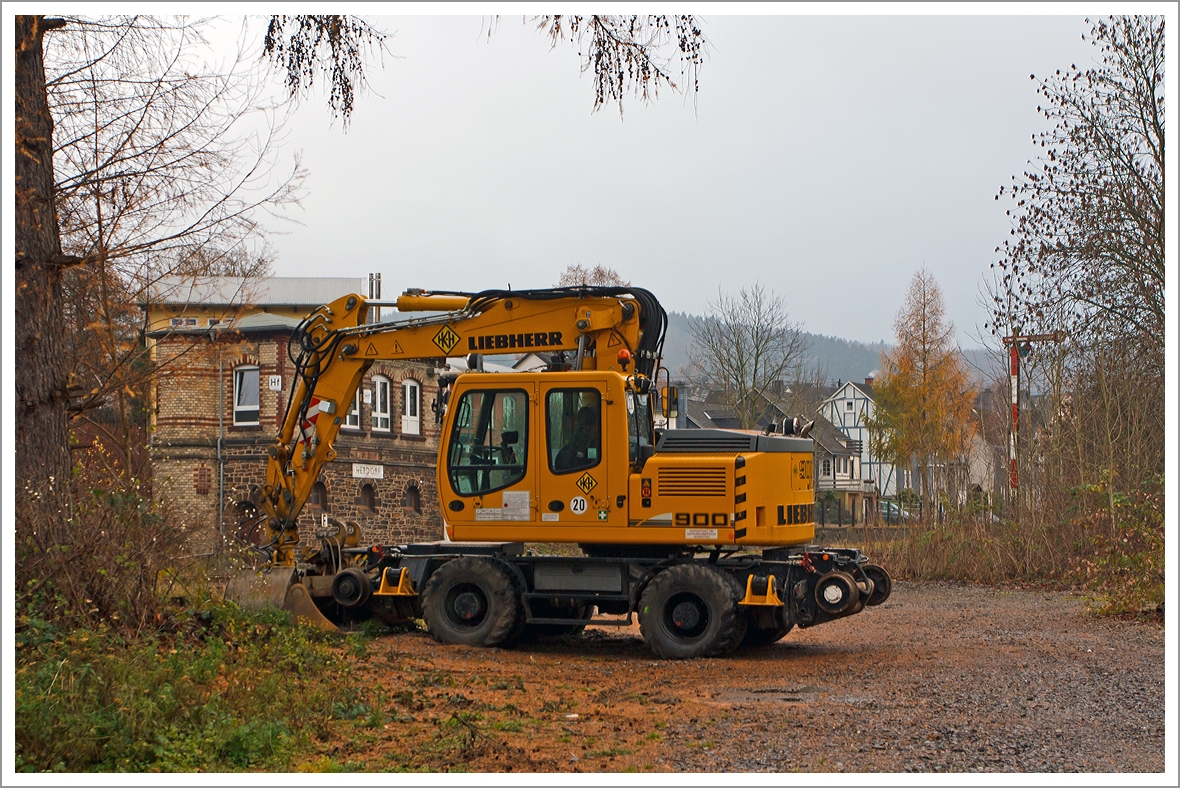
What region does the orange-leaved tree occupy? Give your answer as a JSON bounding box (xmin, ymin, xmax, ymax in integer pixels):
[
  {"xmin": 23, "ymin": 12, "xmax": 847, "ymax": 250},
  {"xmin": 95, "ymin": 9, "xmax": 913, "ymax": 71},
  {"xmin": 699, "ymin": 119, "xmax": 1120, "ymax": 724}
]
[{"xmin": 867, "ymin": 268, "xmax": 975, "ymax": 517}]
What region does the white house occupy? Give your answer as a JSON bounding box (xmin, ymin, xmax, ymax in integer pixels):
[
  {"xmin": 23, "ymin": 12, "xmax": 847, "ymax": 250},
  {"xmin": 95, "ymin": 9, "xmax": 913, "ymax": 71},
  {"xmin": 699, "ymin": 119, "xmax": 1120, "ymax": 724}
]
[{"xmin": 818, "ymin": 377, "xmax": 910, "ymax": 499}]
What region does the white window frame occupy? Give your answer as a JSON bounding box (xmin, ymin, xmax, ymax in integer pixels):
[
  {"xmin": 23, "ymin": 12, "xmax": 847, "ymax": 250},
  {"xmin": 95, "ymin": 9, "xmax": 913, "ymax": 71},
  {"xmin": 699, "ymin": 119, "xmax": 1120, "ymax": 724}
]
[
  {"xmin": 344, "ymin": 387, "xmax": 362, "ymax": 429},
  {"xmin": 822, "ymin": 458, "xmax": 831, "ymax": 477},
  {"xmin": 233, "ymin": 365, "xmax": 260, "ymax": 425},
  {"xmin": 372, "ymin": 375, "xmax": 391, "ymax": 432},
  {"xmin": 401, "ymin": 379, "xmax": 421, "ymax": 435}
]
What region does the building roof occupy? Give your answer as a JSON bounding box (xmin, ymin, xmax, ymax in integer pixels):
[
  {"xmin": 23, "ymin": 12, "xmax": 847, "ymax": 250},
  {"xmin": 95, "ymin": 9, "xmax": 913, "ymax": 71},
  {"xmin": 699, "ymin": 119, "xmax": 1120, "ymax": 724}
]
[
  {"xmin": 821, "ymin": 379, "xmax": 877, "ymax": 408},
  {"xmin": 445, "ymin": 358, "xmax": 518, "ymax": 375},
  {"xmin": 145, "ymin": 276, "xmax": 371, "ymax": 308},
  {"xmin": 809, "ymin": 413, "xmax": 857, "ymax": 457},
  {"xmin": 684, "ymin": 400, "xmax": 742, "ymax": 430},
  {"xmin": 219, "ymin": 312, "xmax": 303, "ymax": 333}
]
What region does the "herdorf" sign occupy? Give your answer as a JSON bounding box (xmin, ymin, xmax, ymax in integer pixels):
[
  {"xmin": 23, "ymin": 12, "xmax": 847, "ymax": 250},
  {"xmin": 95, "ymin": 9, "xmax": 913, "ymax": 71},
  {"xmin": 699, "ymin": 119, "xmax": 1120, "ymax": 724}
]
[{"xmin": 352, "ymin": 463, "xmax": 384, "ymax": 479}]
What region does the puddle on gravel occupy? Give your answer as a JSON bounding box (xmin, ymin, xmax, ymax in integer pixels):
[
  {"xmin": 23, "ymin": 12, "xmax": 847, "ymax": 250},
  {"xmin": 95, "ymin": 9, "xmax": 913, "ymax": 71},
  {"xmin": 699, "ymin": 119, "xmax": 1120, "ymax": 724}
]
[{"xmin": 707, "ymin": 685, "xmax": 828, "ymax": 704}]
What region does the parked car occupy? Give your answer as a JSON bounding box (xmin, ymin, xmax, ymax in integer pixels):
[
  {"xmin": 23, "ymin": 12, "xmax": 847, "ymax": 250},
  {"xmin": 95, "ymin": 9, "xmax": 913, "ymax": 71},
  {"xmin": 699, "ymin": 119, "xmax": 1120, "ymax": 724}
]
[{"xmin": 878, "ymin": 500, "xmax": 912, "ymax": 524}]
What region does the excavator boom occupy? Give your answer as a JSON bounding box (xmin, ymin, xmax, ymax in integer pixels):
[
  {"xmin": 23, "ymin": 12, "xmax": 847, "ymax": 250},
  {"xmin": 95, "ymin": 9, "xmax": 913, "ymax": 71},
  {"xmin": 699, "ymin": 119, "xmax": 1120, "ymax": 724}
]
[{"xmin": 253, "ymin": 286, "xmax": 665, "ymax": 563}]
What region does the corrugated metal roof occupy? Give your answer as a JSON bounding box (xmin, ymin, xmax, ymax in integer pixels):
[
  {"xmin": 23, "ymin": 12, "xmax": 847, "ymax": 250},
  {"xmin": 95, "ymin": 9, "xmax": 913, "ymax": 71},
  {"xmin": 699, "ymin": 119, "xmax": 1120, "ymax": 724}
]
[{"xmin": 145, "ymin": 276, "xmax": 369, "ymax": 307}]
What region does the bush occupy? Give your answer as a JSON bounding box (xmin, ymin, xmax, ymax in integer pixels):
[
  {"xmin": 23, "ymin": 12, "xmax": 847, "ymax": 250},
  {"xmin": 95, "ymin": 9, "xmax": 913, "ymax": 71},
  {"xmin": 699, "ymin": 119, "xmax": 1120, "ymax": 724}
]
[
  {"xmin": 15, "ymin": 602, "xmax": 353, "ymax": 772},
  {"xmin": 1070, "ymin": 478, "xmax": 1164, "ymax": 613},
  {"xmin": 867, "ymin": 475, "xmax": 1164, "ymax": 615},
  {"xmin": 15, "ymin": 451, "xmax": 186, "ymax": 632}
]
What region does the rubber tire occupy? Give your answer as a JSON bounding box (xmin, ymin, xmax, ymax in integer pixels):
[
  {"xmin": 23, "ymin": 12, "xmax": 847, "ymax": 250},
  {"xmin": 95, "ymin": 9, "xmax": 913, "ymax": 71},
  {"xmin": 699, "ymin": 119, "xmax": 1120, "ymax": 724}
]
[
  {"xmin": 740, "ymin": 605, "xmax": 795, "ymax": 649},
  {"xmin": 638, "ymin": 564, "xmax": 741, "ymax": 660},
  {"xmin": 716, "ymin": 572, "xmax": 749, "ymax": 655},
  {"xmin": 862, "ymin": 564, "xmax": 892, "ymax": 606},
  {"xmin": 421, "ymin": 557, "xmax": 521, "ymax": 647}
]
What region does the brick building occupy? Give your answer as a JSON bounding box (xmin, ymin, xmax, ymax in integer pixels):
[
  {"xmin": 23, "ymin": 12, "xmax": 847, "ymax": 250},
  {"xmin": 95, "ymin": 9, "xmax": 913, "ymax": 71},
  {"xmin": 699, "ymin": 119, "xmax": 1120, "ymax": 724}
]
[{"xmin": 145, "ymin": 276, "xmax": 445, "ymax": 554}]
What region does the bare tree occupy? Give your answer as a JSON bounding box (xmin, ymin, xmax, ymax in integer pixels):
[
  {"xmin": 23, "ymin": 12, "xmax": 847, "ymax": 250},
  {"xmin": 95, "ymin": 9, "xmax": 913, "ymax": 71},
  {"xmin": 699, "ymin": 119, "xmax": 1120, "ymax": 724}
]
[
  {"xmin": 45, "ymin": 16, "xmax": 302, "ymax": 477},
  {"xmin": 555, "ymin": 263, "xmax": 629, "ymax": 287},
  {"xmin": 531, "ymin": 15, "xmax": 707, "ymax": 114},
  {"xmin": 992, "ymin": 15, "xmax": 1163, "ymax": 371},
  {"xmin": 986, "ymin": 15, "xmax": 1161, "ymax": 559},
  {"xmin": 688, "ymin": 283, "xmax": 808, "ymax": 430},
  {"xmin": 263, "ymin": 15, "xmax": 388, "ymax": 125}
]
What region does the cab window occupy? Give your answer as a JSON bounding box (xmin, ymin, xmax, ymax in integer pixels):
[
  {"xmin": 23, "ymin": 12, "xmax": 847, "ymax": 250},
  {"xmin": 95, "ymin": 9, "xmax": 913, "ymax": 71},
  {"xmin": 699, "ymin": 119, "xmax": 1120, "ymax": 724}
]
[
  {"xmin": 627, "ymin": 390, "xmax": 653, "ymax": 464},
  {"xmin": 547, "ymin": 389, "xmax": 601, "ymax": 475},
  {"xmin": 447, "ymin": 389, "xmax": 528, "ymax": 495}
]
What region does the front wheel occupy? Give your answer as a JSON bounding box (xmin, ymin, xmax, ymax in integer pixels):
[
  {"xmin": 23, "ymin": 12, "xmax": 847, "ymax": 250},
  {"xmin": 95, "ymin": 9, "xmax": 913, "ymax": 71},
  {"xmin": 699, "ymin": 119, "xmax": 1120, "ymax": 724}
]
[
  {"xmin": 421, "ymin": 557, "xmax": 520, "ymax": 647},
  {"xmin": 638, "ymin": 564, "xmax": 740, "ymax": 660}
]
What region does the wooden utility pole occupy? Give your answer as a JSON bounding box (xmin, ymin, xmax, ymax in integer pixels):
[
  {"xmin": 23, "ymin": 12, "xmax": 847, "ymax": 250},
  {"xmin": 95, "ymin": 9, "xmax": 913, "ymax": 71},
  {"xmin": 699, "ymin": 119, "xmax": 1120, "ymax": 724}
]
[{"xmin": 1000, "ymin": 331, "xmax": 1065, "ymax": 498}]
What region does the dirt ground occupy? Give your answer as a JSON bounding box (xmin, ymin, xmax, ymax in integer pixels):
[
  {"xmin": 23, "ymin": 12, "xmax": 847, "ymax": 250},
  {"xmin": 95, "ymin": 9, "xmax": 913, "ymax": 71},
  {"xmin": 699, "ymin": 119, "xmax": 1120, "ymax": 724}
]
[{"xmin": 320, "ymin": 580, "xmax": 1165, "ymax": 773}]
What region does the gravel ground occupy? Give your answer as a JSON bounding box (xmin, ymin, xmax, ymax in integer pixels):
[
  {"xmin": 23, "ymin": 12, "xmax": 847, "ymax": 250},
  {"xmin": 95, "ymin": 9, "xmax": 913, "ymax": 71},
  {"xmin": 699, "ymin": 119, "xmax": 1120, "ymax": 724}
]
[
  {"xmin": 656, "ymin": 582, "xmax": 1165, "ymax": 772},
  {"xmin": 343, "ymin": 580, "xmax": 1165, "ymax": 774}
]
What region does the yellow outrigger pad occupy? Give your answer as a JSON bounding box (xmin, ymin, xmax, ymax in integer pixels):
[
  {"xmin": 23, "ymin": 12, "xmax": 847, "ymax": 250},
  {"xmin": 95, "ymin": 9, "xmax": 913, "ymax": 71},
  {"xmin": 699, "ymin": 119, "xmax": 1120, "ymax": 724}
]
[{"xmin": 225, "ymin": 568, "xmax": 339, "ymax": 633}]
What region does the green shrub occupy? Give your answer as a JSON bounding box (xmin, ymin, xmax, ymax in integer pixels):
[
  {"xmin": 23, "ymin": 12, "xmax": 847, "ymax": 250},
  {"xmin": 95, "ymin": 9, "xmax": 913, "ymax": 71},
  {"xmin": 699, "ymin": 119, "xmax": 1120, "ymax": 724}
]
[
  {"xmin": 15, "ymin": 602, "xmax": 353, "ymax": 772},
  {"xmin": 1072, "ymin": 478, "xmax": 1165, "ymax": 613}
]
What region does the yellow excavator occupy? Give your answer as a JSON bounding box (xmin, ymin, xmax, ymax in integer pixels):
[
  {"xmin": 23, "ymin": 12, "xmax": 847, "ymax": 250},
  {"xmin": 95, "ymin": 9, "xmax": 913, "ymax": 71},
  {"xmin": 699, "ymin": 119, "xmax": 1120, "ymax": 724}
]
[{"xmin": 229, "ymin": 285, "xmax": 890, "ymax": 659}]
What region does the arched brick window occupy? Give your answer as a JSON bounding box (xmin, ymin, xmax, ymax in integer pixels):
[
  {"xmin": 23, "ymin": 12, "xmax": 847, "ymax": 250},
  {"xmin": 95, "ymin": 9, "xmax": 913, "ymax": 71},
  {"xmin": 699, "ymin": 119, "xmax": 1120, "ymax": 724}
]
[
  {"xmin": 309, "ymin": 481, "xmax": 328, "ymax": 510},
  {"xmin": 403, "ymin": 482, "xmax": 421, "ymax": 514},
  {"xmin": 360, "ymin": 483, "xmax": 377, "ymax": 512},
  {"xmin": 234, "ymin": 500, "xmax": 263, "ymax": 545}
]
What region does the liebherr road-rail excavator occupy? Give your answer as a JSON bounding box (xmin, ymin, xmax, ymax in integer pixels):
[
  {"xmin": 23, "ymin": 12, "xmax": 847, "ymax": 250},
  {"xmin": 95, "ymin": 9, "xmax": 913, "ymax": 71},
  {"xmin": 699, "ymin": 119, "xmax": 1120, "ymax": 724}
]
[{"xmin": 229, "ymin": 285, "xmax": 890, "ymax": 659}]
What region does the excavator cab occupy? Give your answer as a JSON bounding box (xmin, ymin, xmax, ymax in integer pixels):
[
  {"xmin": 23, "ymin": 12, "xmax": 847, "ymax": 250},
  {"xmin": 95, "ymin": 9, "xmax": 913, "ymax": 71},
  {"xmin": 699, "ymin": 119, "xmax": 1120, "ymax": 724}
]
[{"xmin": 437, "ymin": 370, "xmax": 817, "ymax": 551}]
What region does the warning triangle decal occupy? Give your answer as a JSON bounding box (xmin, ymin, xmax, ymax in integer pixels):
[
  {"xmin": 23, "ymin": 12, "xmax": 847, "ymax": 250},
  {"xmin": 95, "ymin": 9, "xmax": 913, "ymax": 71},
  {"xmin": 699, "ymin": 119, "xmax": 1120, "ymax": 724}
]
[
  {"xmin": 607, "ymin": 333, "xmax": 621, "ymax": 347},
  {"xmin": 394, "ymin": 341, "xmax": 404, "ymax": 354},
  {"xmin": 365, "ymin": 343, "xmax": 378, "ymax": 356}
]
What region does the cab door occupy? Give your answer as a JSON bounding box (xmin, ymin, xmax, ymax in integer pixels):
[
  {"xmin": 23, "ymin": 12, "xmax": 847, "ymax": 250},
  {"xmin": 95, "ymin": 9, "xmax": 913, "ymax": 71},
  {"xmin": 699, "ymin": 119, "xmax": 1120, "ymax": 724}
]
[
  {"xmin": 440, "ymin": 380, "xmax": 537, "ymax": 531},
  {"xmin": 537, "ymin": 378, "xmax": 611, "ymax": 527}
]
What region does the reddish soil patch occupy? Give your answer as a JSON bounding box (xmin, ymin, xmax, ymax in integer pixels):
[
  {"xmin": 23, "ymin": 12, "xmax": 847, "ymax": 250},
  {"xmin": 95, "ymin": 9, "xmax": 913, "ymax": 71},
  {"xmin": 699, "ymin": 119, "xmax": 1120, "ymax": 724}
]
[{"xmin": 313, "ymin": 581, "xmax": 1164, "ymax": 773}]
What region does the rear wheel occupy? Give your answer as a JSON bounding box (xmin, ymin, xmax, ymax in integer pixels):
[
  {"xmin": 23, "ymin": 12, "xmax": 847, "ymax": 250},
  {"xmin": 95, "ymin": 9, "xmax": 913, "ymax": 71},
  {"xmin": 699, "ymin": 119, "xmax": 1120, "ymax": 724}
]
[
  {"xmin": 638, "ymin": 564, "xmax": 740, "ymax": 660},
  {"xmin": 421, "ymin": 557, "xmax": 520, "ymax": 647},
  {"xmin": 716, "ymin": 572, "xmax": 748, "ymax": 654}
]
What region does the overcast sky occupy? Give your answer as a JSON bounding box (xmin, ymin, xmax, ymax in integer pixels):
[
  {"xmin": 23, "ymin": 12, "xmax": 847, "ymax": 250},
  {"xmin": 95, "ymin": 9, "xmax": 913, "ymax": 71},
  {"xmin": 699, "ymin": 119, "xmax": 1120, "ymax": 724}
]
[{"xmin": 257, "ymin": 12, "xmax": 1098, "ymax": 347}]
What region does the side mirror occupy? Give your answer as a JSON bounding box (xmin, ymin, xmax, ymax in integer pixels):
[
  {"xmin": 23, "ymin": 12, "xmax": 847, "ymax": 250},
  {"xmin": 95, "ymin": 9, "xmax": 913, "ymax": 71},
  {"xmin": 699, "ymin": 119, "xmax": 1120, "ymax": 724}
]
[
  {"xmin": 500, "ymin": 430, "xmax": 519, "ymax": 446},
  {"xmin": 661, "ymin": 386, "xmax": 679, "ymax": 420}
]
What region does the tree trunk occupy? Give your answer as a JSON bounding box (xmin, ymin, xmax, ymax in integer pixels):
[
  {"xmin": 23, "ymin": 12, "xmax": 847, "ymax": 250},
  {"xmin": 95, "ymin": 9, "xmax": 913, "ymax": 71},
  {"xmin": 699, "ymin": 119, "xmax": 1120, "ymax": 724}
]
[{"xmin": 15, "ymin": 15, "xmax": 72, "ymax": 494}]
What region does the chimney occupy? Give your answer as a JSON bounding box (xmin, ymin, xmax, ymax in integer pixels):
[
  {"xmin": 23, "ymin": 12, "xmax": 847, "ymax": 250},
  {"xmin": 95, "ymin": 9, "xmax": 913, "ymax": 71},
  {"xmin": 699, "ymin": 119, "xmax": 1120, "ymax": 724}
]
[
  {"xmin": 864, "ymin": 375, "xmax": 875, "ymax": 388},
  {"xmin": 368, "ymin": 272, "xmax": 382, "ymax": 322}
]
